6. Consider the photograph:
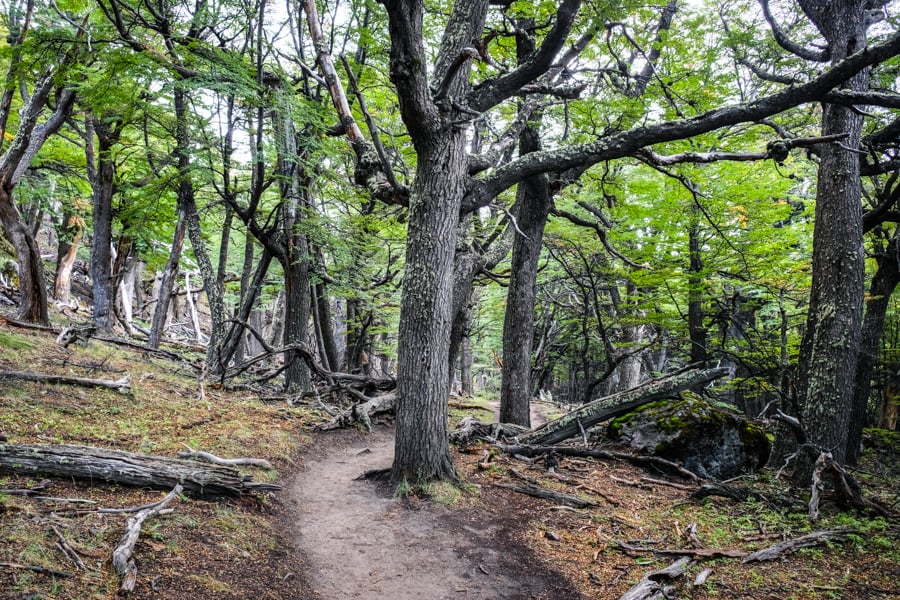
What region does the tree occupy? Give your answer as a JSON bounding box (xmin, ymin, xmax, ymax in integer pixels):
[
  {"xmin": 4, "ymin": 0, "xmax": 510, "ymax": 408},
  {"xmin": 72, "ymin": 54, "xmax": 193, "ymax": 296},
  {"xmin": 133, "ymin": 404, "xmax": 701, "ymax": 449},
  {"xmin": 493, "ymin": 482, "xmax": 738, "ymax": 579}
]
[
  {"xmin": 0, "ymin": 3, "xmax": 79, "ymax": 323},
  {"xmin": 792, "ymin": 0, "xmax": 870, "ymax": 483},
  {"xmin": 372, "ymin": 0, "xmax": 900, "ymax": 483}
]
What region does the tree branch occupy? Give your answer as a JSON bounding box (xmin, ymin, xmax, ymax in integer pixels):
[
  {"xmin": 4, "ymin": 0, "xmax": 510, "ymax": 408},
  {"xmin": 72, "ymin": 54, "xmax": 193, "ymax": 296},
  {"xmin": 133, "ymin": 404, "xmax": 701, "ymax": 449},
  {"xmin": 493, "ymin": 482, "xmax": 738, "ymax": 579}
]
[
  {"xmin": 462, "ymin": 30, "xmax": 900, "ymax": 213},
  {"xmin": 759, "ymin": 0, "xmax": 829, "ymax": 62}
]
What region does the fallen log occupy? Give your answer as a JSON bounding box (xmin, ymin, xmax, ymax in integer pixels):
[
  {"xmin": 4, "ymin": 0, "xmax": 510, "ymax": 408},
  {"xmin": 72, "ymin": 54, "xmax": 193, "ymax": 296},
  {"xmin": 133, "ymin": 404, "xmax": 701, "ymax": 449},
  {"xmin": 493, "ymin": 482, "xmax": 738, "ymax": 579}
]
[
  {"xmin": 518, "ymin": 366, "xmax": 730, "ymax": 446},
  {"xmin": 0, "ymin": 370, "xmax": 131, "ymax": 394},
  {"xmin": 112, "ymin": 484, "xmax": 182, "ymax": 592},
  {"xmin": 619, "ymin": 556, "xmax": 692, "ymax": 600},
  {"xmin": 0, "ymin": 443, "xmax": 280, "ymax": 498},
  {"xmin": 495, "ymin": 483, "xmax": 597, "ymax": 508}
]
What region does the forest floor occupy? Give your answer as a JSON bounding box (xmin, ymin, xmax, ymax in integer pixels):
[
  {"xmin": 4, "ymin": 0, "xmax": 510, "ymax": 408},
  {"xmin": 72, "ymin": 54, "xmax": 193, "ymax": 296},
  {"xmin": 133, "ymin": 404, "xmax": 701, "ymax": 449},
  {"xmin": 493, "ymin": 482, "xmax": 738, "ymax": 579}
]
[{"xmin": 0, "ymin": 319, "xmax": 898, "ymax": 599}]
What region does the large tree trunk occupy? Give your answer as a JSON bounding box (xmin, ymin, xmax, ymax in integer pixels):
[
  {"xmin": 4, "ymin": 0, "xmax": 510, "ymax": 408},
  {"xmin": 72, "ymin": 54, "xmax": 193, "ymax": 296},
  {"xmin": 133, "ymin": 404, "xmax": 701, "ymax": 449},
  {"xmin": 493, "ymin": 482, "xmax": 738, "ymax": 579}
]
[
  {"xmin": 847, "ymin": 228, "xmax": 900, "ymax": 463},
  {"xmin": 393, "ymin": 131, "xmax": 468, "ymax": 482},
  {"xmin": 793, "ymin": 0, "xmax": 868, "ymax": 484},
  {"xmin": 386, "ymin": 0, "xmax": 490, "ymax": 483}
]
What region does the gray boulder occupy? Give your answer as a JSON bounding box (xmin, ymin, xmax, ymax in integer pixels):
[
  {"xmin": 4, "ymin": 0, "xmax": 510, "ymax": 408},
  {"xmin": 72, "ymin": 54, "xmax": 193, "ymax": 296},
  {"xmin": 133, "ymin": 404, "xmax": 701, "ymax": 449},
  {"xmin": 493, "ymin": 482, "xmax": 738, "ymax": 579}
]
[{"xmin": 607, "ymin": 393, "xmax": 770, "ymax": 479}]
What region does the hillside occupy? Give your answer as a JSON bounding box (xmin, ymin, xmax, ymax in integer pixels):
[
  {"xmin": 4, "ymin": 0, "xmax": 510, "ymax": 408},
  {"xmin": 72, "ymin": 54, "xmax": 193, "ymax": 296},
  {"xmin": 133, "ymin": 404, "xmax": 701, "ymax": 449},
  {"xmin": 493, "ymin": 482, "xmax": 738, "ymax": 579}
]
[{"xmin": 0, "ymin": 319, "xmax": 898, "ymax": 599}]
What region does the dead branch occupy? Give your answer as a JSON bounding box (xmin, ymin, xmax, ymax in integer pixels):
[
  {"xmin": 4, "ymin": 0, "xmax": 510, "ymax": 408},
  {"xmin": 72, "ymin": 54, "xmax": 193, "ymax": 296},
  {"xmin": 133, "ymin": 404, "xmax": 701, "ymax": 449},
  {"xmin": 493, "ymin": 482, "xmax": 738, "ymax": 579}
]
[
  {"xmin": 742, "ymin": 529, "xmax": 855, "ymax": 563},
  {"xmin": 112, "ymin": 484, "xmax": 182, "ymax": 592},
  {"xmin": 614, "ymin": 540, "xmax": 747, "ymax": 560},
  {"xmin": 50, "ymin": 524, "xmax": 87, "ymax": 571},
  {"xmin": 0, "ymin": 315, "xmax": 60, "ymax": 333},
  {"xmin": 0, "ymin": 478, "xmax": 52, "ymax": 495},
  {"xmin": 500, "ymin": 444, "xmax": 701, "ymax": 480},
  {"xmin": 450, "ymin": 416, "xmax": 529, "ymax": 445},
  {"xmin": 177, "ymin": 447, "xmax": 274, "ymax": 470},
  {"xmin": 808, "ymin": 451, "xmax": 893, "ymax": 520},
  {"xmin": 618, "ymin": 557, "xmax": 692, "ymax": 600},
  {"xmin": 93, "ymin": 334, "xmax": 191, "ymax": 364},
  {"xmin": 0, "ymin": 370, "xmax": 131, "ymax": 393},
  {"xmin": 641, "ymin": 477, "xmax": 693, "ymax": 491},
  {"xmin": 0, "ymin": 561, "xmax": 72, "ymax": 578}
]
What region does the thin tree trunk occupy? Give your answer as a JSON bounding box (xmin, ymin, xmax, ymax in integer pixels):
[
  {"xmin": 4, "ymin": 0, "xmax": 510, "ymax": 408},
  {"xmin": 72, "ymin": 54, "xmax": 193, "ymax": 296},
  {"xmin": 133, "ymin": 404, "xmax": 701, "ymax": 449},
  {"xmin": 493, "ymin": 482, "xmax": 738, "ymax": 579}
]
[
  {"xmin": 149, "ymin": 211, "xmax": 186, "ymax": 348},
  {"xmin": 87, "ymin": 115, "xmax": 122, "ymax": 332},
  {"xmin": 847, "ymin": 228, "xmax": 900, "ymax": 463},
  {"xmin": 499, "ymin": 119, "xmax": 550, "ymax": 426},
  {"xmin": 54, "ymin": 211, "xmax": 82, "ymax": 303}
]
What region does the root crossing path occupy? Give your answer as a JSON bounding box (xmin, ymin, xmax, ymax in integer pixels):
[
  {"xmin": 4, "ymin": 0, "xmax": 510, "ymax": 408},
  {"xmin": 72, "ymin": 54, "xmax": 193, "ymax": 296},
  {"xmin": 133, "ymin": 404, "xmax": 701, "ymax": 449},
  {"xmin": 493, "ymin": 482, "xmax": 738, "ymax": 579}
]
[{"xmin": 286, "ymin": 425, "xmax": 581, "ymax": 600}]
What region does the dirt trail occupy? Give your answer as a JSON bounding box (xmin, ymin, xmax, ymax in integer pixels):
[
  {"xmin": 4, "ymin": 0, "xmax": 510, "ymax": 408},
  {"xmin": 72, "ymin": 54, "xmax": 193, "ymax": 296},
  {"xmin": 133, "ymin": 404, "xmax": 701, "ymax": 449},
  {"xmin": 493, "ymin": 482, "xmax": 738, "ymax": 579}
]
[{"xmin": 286, "ymin": 425, "xmax": 579, "ymax": 600}]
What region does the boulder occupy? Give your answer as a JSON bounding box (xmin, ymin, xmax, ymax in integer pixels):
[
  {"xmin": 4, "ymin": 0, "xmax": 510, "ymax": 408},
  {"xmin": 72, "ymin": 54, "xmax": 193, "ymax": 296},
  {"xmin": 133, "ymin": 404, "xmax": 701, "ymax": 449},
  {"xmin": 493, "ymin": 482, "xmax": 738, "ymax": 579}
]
[{"xmin": 607, "ymin": 393, "xmax": 770, "ymax": 479}]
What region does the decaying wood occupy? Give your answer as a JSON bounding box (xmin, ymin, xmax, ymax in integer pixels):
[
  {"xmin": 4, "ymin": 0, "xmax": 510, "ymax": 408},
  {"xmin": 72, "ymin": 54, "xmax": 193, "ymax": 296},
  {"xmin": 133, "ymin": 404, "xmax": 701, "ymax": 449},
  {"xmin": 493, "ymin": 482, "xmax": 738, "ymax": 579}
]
[
  {"xmin": 317, "ymin": 392, "xmax": 397, "ymax": 431},
  {"xmin": 495, "ymin": 482, "xmax": 598, "ymax": 508},
  {"xmin": 56, "ymin": 325, "xmax": 96, "ymax": 348},
  {"xmin": 0, "ymin": 443, "xmax": 280, "ymax": 497},
  {"xmin": 518, "ymin": 366, "xmax": 730, "ymax": 446},
  {"xmin": 693, "ymin": 568, "xmax": 713, "ymax": 587},
  {"xmin": 112, "ymin": 484, "xmax": 182, "ymax": 592},
  {"xmin": 500, "ymin": 444, "xmax": 701, "ymax": 480},
  {"xmin": 0, "ymin": 370, "xmax": 131, "ymax": 393},
  {"xmin": 741, "ymin": 529, "xmax": 854, "ymax": 563},
  {"xmin": 450, "ymin": 416, "xmax": 529, "ymax": 444},
  {"xmin": 0, "ymin": 561, "xmax": 72, "ymax": 578},
  {"xmin": 807, "ymin": 451, "xmax": 892, "ymax": 520},
  {"xmin": 618, "ymin": 556, "xmax": 692, "ymax": 600},
  {"xmin": 0, "ymin": 316, "xmax": 60, "ymax": 333},
  {"xmin": 177, "ymin": 447, "xmax": 274, "ymax": 470}
]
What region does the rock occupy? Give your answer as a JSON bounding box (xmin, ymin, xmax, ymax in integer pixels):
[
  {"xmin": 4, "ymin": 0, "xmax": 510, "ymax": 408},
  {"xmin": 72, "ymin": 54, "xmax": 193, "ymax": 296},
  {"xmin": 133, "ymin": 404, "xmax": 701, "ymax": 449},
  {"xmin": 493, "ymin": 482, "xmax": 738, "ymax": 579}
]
[{"xmin": 607, "ymin": 393, "xmax": 770, "ymax": 479}]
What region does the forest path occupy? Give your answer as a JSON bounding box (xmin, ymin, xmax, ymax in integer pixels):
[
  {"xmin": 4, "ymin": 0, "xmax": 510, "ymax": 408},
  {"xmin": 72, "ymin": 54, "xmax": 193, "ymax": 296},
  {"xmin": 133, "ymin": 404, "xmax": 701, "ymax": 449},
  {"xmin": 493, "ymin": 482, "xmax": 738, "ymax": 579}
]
[{"xmin": 284, "ymin": 417, "xmax": 578, "ymax": 600}]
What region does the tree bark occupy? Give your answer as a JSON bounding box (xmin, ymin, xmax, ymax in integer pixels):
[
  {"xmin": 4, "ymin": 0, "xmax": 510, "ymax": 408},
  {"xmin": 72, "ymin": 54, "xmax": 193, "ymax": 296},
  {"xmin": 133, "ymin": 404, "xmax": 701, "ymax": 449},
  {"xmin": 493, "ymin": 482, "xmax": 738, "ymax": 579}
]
[
  {"xmin": 794, "ymin": 0, "xmax": 868, "ymax": 484},
  {"xmin": 148, "ymin": 209, "xmax": 186, "ymax": 348},
  {"xmin": 53, "ymin": 210, "xmax": 83, "ymax": 304},
  {"xmin": 385, "ymin": 0, "xmax": 491, "ymax": 483},
  {"xmin": 87, "ymin": 114, "xmax": 122, "ymax": 332},
  {"xmin": 499, "ymin": 113, "xmax": 550, "ymax": 426},
  {"xmin": 0, "ymin": 188, "xmax": 47, "ymax": 323}
]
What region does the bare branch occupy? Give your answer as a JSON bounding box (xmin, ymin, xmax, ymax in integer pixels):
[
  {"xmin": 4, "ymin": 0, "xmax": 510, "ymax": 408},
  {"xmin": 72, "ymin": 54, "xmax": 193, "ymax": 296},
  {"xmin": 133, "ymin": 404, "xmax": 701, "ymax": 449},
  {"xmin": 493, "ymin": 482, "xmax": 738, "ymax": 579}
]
[{"xmin": 759, "ymin": 0, "xmax": 829, "ymax": 62}]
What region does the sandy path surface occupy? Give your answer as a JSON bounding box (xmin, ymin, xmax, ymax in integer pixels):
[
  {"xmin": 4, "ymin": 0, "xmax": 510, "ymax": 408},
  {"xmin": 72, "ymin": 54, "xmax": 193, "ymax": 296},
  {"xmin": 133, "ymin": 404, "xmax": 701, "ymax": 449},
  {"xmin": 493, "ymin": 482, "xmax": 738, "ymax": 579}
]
[{"xmin": 285, "ymin": 425, "xmax": 577, "ymax": 600}]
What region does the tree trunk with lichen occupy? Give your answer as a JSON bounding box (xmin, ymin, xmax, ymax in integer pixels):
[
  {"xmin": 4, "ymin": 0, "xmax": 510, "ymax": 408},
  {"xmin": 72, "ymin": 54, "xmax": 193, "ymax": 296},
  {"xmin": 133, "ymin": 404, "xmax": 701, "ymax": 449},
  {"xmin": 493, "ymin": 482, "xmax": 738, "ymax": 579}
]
[{"xmin": 793, "ymin": 0, "xmax": 868, "ymax": 485}]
